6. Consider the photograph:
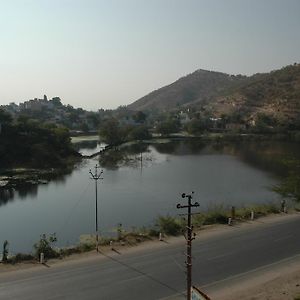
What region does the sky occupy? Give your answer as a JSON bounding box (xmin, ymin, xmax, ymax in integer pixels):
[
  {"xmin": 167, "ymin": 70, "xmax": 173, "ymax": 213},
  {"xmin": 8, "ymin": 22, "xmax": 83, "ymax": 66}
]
[{"xmin": 0, "ymin": 0, "xmax": 300, "ymax": 111}]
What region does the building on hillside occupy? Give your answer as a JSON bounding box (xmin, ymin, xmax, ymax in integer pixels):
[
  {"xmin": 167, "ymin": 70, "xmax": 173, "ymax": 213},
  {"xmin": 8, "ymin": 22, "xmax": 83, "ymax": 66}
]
[{"xmin": 19, "ymin": 95, "xmax": 56, "ymax": 112}]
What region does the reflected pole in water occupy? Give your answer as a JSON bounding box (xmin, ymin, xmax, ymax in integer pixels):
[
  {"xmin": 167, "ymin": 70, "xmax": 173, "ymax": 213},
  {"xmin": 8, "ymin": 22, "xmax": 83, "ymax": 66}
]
[
  {"xmin": 140, "ymin": 151, "xmax": 143, "ymax": 174},
  {"xmin": 89, "ymin": 165, "xmax": 103, "ymax": 253},
  {"xmin": 177, "ymin": 192, "xmax": 199, "ymax": 300}
]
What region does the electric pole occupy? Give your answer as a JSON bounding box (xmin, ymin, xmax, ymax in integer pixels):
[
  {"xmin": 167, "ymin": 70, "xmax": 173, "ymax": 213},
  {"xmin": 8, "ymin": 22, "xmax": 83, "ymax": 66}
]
[
  {"xmin": 89, "ymin": 164, "xmax": 103, "ymax": 252},
  {"xmin": 177, "ymin": 192, "xmax": 199, "ymax": 300}
]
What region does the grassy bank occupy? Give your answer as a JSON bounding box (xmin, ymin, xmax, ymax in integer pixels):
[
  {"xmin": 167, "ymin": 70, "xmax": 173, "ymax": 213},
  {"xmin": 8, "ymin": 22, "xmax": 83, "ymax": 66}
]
[{"xmin": 1, "ymin": 203, "xmax": 288, "ymax": 265}]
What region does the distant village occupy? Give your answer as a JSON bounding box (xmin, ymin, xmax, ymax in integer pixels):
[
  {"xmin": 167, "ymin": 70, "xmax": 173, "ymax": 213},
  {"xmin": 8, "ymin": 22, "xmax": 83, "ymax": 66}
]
[
  {"xmin": 1, "ymin": 94, "xmax": 274, "ymax": 137},
  {"xmin": 0, "ymin": 96, "xmax": 102, "ymax": 133}
]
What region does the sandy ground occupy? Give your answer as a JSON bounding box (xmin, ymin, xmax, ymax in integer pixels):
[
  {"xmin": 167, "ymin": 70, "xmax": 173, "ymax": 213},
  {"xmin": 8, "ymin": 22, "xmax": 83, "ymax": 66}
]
[
  {"xmin": 1, "ymin": 213, "xmax": 300, "ymax": 299},
  {"xmin": 203, "ymin": 214, "xmax": 300, "ymax": 300},
  {"xmin": 210, "ymin": 256, "xmax": 300, "ymax": 300}
]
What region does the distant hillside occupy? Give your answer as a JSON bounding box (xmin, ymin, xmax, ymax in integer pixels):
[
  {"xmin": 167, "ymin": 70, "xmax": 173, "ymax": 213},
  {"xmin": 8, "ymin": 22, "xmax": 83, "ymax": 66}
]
[
  {"xmin": 128, "ymin": 69, "xmax": 247, "ymax": 111},
  {"xmin": 209, "ymin": 64, "xmax": 300, "ymax": 123},
  {"xmin": 128, "ymin": 64, "xmax": 300, "ymax": 126}
]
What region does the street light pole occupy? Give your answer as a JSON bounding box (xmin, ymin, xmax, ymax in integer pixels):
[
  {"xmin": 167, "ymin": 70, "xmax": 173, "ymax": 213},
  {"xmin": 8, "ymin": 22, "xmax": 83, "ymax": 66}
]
[
  {"xmin": 89, "ymin": 165, "xmax": 103, "ymax": 252},
  {"xmin": 177, "ymin": 192, "xmax": 199, "ymax": 300}
]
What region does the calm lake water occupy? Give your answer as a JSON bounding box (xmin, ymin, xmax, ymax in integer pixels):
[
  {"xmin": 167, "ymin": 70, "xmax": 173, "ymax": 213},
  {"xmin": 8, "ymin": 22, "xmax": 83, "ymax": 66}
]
[{"xmin": 0, "ymin": 138, "xmax": 299, "ymax": 253}]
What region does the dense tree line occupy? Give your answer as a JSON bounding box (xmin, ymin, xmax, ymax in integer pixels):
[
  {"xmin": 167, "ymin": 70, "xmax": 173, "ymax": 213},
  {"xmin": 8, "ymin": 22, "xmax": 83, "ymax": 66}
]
[
  {"xmin": 0, "ymin": 109, "xmax": 79, "ymax": 168},
  {"xmin": 99, "ymin": 118, "xmax": 151, "ymax": 146}
]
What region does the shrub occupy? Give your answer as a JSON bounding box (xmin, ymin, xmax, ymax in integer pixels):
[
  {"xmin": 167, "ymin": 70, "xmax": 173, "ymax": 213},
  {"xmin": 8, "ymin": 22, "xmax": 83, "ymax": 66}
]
[
  {"xmin": 202, "ymin": 211, "xmax": 228, "ymax": 225},
  {"xmin": 33, "ymin": 233, "xmax": 59, "ymax": 259},
  {"xmin": 200, "ymin": 205, "xmax": 229, "ymax": 225},
  {"xmin": 148, "ymin": 228, "xmax": 160, "ymax": 237},
  {"xmin": 5, "ymin": 253, "xmax": 34, "ymax": 264},
  {"xmin": 2, "ymin": 240, "xmax": 9, "ymax": 262},
  {"xmin": 156, "ymin": 216, "xmax": 184, "ymax": 236}
]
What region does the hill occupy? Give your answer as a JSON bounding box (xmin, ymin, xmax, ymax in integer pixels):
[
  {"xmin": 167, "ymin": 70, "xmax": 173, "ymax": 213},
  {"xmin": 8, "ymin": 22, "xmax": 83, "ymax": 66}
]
[
  {"xmin": 128, "ymin": 64, "xmax": 300, "ymax": 127},
  {"xmin": 128, "ymin": 69, "xmax": 246, "ymax": 111},
  {"xmin": 210, "ymin": 64, "xmax": 300, "ymax": 124}
]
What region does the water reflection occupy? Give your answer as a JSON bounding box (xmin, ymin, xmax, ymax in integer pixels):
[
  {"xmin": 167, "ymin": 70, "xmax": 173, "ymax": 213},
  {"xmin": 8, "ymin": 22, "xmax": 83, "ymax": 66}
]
[
  {"xmin": 97, "ymin": 138, "xmax": 300, "ymax": 177},
  {"xmin": 73, "ymin": 140, "xmax": 98, "ymax": 151},
  {"xmin": 1, "ymin": 139, "xmax": 299, "ymax": 208},
  {"xmin": 221, "ymin": 140, "xmax": 300, "ymax": 178},
  {"xmin": 0, "ymin": 189, "xmax": 15, "ymax": 206},
  {"xmin": 152, "ymin": 139, "xmax": 221, "ymax": 155},
  {"xmin": 152, "ymin": 139, "xmax": 299, "ymax": 179},
  {"xmin": 152, "ymin": 141, "xmax": 180, "ymax": 154},
  {"xmin": 16, "ymin": 184, "xmax": 38, "ymax": 199},
  {"xmin": 0, "ymin": 167, "xmax": 75, "ymax": 206},
  {"xmin": 0, "ymin": 184, "xmax": 38, "ymax": 206},
  {"xmin": 99, "ymin": 143, "xmax": 150, "ymax": 170}
]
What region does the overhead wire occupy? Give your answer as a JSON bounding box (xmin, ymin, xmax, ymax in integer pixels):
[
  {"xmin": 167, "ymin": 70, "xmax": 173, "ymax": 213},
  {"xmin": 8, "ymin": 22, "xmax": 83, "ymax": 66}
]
[
  {"xmin": 98, "ymin": 250, "xmax": 186, "ymax": 297},
  {"xmin": 56, "ymin": 180, "xmax": 92, "ymax": 236}
]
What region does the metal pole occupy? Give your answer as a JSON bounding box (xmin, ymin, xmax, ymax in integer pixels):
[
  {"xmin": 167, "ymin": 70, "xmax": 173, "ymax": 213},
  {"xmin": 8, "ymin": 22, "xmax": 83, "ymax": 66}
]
[
  {"xmin": 177, "ymin": 192, "xmax": 199, "ymax": 300},
  {"xmin": 95, "ymin": 172, "xmax": 98, "ymax": 252},
  {"xmin": 89, "ymin": 165, "xmax": 103, "ymax": 253},
  {"xmin": 187, "ymin": 195, "xmax": 192, "ymax": 300}
]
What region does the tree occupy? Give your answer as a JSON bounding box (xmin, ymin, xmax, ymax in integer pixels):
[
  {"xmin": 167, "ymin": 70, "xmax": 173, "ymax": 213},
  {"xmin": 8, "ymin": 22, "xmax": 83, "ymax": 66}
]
[
  {"xmin": 34, "ymin": 233, "xmax": 58, "ymax": 259},
  {"xmin": 156, "ymin": 119, "xmax": 180, "ymax": 135},
  {"xmin": 0, "ymin": 118, "xmax": 76, "ymax": 168},
  {"xmin": 51, "ymin": 97, "xmax": 62, "ymax": 107},
  {"xmin": 185, "ymin": 117, "xmax": 210, "ymax": 134},
  {"xmin": 0, "ymin": 109, "xmax": 12, "ymax": 125},
  {"xmin": 80, "ymin": 122, "xmax": 89, "ymax": 133},
  {"xmin": 253, "ymin": 113, "xmax": 277, "ymax": 133},
  {"xmin": 99, "ymin": 119, "xmax": 126, "ymax": 146},
  {"xmin": 128, "ymin": 125, "xmax": 151, "ymax": 141},
  {"xmin": 132, "ymin": 111, "xmax": 147, "ymax": 124}
]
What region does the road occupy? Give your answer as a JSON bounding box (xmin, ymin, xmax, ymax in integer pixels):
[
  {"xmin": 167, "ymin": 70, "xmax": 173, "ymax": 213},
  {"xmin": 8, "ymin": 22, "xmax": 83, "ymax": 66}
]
[{"xmin": 1, "ymin": 214, "xmax": 300, "ymax": 300}]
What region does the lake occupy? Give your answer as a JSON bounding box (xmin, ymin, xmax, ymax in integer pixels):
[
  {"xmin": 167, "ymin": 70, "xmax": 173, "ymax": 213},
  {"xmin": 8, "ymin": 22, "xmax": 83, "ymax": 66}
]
[{"xmin": 0, "ymin": 138, "xmax": 299, "ymax": 254}]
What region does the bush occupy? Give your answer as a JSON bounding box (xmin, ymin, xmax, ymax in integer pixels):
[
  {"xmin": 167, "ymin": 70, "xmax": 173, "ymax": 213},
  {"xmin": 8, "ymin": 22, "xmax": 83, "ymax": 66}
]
[
  {"xmin": 156, "ymin": 216, "xmax": 183, "ymax": 236},
  {"xmin": 202, "ymin": 211, "xmax": 228, "ymax": 225},
  {"xmin": 5, "ymin": 253, "xmax": 35, "ymax": 264},
  {"xmin": 148, "ymin": 228, "xmax": 160, "ymax": 237},
  {"xmin": 33, "ymin": 233, "xmax": 59, "ymax": 259},
  {"xmin": 195, "ymin": 205, "xmax": 229, "ymax": 225}
]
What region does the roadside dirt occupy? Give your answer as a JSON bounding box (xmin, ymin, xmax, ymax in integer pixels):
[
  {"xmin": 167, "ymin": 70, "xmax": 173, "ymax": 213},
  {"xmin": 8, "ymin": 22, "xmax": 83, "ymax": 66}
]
[{"xmin": 211, "ymin": 257, "xmax": 300, "ymax": 300}]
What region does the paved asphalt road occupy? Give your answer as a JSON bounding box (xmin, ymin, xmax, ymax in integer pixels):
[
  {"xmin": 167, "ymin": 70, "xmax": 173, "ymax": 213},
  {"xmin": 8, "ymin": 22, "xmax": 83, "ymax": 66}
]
[{"xmin": 1, "ymin": 215, "xmax": 300, "ymax": 300}]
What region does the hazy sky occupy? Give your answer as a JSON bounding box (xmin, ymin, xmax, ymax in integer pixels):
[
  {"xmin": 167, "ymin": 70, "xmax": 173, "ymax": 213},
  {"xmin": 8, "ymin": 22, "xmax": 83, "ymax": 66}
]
[{"xmin": 0, "ymin": 0, "xmax": 300, "ymax": 110}]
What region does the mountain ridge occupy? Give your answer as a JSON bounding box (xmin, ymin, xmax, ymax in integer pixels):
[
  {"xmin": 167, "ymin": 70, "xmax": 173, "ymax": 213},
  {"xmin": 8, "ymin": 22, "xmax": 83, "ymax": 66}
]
[{"xmin": 127, "ymin": 64, "xmax": 300, "ymax": 125}]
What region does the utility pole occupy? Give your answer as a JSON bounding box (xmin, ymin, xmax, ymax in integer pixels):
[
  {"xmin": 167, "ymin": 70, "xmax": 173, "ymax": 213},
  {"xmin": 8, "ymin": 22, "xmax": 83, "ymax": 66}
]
[
  {"xmin": 177, "ymin": 192, "xmax": 199, "ymax": 300},
  {"xmin": 89, "ymin": 164, "xmax": 103, "ymax": 252}
]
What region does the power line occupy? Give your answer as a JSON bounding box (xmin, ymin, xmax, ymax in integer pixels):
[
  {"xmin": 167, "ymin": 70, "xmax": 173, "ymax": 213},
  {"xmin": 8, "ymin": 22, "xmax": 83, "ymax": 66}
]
[
  {"xmin": 98, "ymin": 250, "xmax": 186, "ymax": 297},
  {"xmin": 57, "ymin": 181, "xmax": 92, "ymax": 236}
]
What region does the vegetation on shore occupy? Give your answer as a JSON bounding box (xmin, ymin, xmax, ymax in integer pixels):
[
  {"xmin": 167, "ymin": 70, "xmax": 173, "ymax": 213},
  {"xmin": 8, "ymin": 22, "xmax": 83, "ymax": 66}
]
[
  {"xmin": 273, "ymin": 158, "xmax": 300, "ymax": 202},
  {"xmin": 0, "ymin": 109, "xmax": 80, "ymax": 169},
  {"xmin": 0, "ymin": 203, "xmax": 286, "ymax": 265},
  {"xmin": 99, "ymin": 113, "xmax": 150, "ymax": 147}
]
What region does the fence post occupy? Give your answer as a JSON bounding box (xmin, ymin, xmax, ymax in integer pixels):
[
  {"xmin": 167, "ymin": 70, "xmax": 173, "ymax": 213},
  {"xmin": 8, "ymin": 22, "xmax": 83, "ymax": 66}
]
[
  {"xmin": 40, "ymin": 252, "xmax": 44, "ymax": 264},
  {"xmin": 159, "ymin": 232, "xmax": 163, "ymax": 241}
]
